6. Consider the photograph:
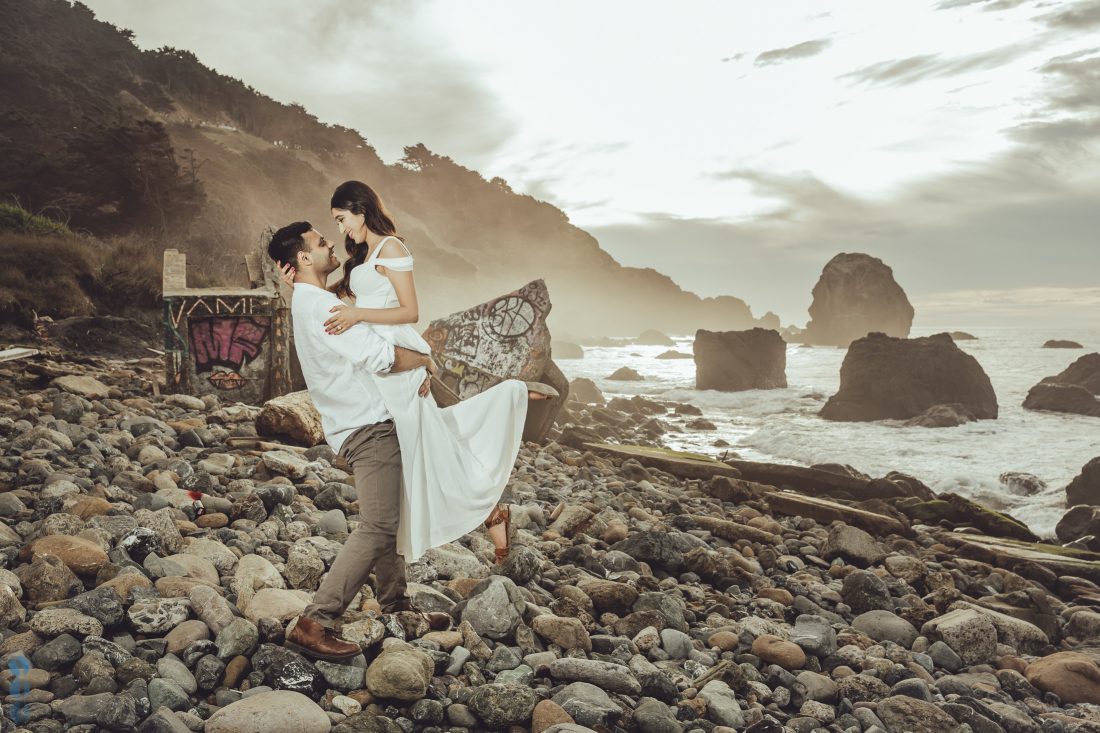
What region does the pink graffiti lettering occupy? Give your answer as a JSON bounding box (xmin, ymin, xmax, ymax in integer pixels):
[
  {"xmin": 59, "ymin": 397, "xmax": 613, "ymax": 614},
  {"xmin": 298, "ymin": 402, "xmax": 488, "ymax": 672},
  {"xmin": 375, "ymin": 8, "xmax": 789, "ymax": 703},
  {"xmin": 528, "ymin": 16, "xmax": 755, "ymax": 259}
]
[{"xmin": 190, "ymin": 317, "xmax": 270, "ymax": 373}]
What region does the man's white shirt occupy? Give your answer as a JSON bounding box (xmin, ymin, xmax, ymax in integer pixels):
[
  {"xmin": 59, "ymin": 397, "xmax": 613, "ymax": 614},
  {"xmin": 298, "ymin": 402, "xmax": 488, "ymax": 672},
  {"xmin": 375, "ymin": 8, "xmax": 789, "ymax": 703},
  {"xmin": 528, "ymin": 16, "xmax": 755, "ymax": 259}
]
[{"xmin": 291, "ymin": 282, "xmax": 395, "ymax": 453}]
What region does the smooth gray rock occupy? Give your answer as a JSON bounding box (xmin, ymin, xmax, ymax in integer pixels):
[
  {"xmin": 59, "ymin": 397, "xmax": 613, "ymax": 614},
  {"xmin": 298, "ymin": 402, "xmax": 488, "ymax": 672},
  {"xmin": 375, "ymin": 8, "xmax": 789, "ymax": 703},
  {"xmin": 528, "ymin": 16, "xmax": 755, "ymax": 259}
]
[
  {"xmin": 852, "ymin": 609, "xmax": 919, "ymax": 648},
  {"xmin": 548, "ymin": 658, "xmax": 641, "ymax": 695},
  {"xmin": 551, "ymin": 681, "xmax": 622, "ymax": 728},
  {"xmin": 791, "ymin": 614, "xmax": 837, "ymax": 657}
]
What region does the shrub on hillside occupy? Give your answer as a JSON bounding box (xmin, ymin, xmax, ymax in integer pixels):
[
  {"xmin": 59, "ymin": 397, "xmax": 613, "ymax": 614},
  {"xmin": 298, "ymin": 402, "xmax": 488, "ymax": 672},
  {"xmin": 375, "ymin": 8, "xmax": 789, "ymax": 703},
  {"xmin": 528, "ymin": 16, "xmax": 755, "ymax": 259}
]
[
  {"xmin": 0, "ymin": 203, "xmax": 163, "ymax": 326},
  {"xmin": 95, "ymin": 235, "xmax": 163, "ymax": 311},
  {"xmin": 0, "ymin": 231, "xmax": 99, "ymax": 327},
  {"xmin": 0, "ymin": 202, "xmax": 73, "ymax": 237}
]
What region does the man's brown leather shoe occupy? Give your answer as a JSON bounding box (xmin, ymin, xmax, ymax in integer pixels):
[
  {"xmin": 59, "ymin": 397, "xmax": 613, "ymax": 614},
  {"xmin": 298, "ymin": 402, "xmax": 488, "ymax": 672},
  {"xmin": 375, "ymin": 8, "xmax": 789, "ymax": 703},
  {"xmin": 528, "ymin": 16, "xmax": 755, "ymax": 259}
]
[
  {"xmin": 383, "ymin": 599, "xmax": 453, "ymax": 632},
  {"xmin": 285, "ymin": 616, "xmax": 360, "ymax": 661}
]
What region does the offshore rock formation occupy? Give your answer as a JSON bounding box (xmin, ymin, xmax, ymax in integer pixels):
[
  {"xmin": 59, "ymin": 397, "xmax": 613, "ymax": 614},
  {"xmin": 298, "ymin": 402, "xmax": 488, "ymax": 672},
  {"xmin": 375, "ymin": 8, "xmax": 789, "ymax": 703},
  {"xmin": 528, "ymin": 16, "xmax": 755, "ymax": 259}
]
[
  {"xmin": 803, "ymin": 253, "xmax": 914, "ymax": 347},
  {"xmin": 693, "ymin": 329, "xmax": 787, "ymax": 392},
  {"xmin": 1024, "ymin": 353, "xmax": 1100, "ymax": 418},
  {"xmin": 820, "ymin": 332, "xmax": 997, "ymax": 422}
]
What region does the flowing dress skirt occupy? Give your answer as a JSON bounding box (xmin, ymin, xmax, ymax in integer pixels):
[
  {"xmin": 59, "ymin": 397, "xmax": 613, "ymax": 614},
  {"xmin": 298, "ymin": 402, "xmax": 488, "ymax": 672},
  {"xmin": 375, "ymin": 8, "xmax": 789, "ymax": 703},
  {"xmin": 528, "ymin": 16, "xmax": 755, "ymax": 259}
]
[{"xmin": 366, "ymin": 323, "xmax": 528, "ymax": 562}]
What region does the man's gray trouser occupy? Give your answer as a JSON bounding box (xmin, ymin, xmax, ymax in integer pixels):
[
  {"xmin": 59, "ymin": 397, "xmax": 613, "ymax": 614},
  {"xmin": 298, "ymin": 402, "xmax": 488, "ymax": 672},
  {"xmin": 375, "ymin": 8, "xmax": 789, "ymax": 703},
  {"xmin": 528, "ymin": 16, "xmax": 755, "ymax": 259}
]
[{"xmin": 302, "ymin": 419, "xmax": 406, "ymax": 627}]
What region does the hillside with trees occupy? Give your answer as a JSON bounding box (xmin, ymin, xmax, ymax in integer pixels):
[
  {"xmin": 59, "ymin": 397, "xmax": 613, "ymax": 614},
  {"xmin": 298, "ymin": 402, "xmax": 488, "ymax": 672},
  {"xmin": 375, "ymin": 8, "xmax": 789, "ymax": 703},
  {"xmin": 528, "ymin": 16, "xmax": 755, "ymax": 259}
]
[{"xmin": 0, "ymin": 0, "xmax": 775, "ymax": 337}]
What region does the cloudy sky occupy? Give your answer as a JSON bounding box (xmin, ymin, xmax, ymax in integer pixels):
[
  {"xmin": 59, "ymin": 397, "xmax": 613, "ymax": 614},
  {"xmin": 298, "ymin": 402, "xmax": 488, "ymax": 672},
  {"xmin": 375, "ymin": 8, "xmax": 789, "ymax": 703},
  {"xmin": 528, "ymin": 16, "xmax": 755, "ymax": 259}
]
[{"xmin": 84, "ymin": 0, "xmax": 1100, "ymax": 328}]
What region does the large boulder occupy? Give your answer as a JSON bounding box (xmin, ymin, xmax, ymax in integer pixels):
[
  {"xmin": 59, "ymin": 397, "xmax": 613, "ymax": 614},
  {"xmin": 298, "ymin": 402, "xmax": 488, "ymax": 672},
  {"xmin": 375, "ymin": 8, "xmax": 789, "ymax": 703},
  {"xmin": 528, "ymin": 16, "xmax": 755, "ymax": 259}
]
[
  {"xmin": 634, "ymin": 329, "xmax": 675, "ymax": 346},
  {"xmin": 256, "ymin": 390, "xmax": 325, "ymax": 446},
  {"xmin": 693, "ymin": 328, "xmax": 787, "ymax": 391},
  {"xmin": 522, "ymin": 359, "xmax": 569, "ymax": 444},
  {"xmin": 567, "ymin": 378, "xmax": 605, "ymax": 405},
  {"xmin": 1025, "ymin": 354, "xmax": 1100, "ymax": 416},
  {"xmin": 803, "ymin": 253, "xmax": 914, "ymax": 347},
  {"xmin": 1066, "ymin": 457, "xmax": 1100, "ymax": 508},
  {"xmin": 820, "ymin": 332, "xmax": 997, "ymax": 422},
  {"xmin": 422, "ymin": 279, "xmax": 567, "ymax": 442},
  {"xmin": 1055, "ymin": 505, "xmax": 1100, "ymax": 544},
  {"xmin": 1024, "ymin": 353, "xmax": 1100, "ymax": 417},
  {"xmin": 1023, "ymin": 384, "xmax": 1100, "ymax": 416}
]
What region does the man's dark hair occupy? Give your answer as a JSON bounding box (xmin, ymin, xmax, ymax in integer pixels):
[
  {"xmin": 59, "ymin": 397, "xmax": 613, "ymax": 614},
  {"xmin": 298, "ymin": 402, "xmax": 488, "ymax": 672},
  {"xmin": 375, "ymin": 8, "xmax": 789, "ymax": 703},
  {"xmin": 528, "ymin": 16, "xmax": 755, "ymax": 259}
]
[{"xmin": 267, "ymin": 221, "xmax": 312, "ymax": 269}]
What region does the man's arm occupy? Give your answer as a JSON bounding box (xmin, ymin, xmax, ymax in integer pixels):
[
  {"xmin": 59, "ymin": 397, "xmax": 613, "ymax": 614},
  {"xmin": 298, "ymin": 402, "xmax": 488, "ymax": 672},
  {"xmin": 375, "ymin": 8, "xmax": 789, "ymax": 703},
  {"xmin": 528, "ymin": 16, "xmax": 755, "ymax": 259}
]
[
  {"xmin": 311, "ymin": 301, "xmax": 431, "ymax": 374},
  {"xmin": 391, "ymin": 347, "xmax": 432, "ymax": 374},
  {"xmin": 311, "ymin": 301, "xmax": 395, "ymax": 372}
]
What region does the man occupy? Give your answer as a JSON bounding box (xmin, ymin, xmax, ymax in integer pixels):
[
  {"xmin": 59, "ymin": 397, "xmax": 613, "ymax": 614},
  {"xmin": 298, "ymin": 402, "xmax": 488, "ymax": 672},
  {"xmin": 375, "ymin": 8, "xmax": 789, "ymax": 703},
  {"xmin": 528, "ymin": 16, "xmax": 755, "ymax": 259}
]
[{"xmin": 266, "ymin": 221, "xmax": 445, "ymax": 661}]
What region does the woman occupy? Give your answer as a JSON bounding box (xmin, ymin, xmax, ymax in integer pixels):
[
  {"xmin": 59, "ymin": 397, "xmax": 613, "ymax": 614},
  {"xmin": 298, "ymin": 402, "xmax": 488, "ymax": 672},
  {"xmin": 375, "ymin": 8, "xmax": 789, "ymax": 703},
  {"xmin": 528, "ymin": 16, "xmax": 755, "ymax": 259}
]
[{"xmin": 281, "ymin": 180, "xmax": 549, "ymax": 564}]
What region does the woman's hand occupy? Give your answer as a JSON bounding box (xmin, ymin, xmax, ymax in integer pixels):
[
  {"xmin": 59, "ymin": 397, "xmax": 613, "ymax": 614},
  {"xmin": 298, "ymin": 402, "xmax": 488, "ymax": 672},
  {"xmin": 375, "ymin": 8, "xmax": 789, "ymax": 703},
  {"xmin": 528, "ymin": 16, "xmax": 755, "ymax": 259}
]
[
  {"xmin": 324, "ymin": 305, "xmax": 364, "ymax": 335},
  {"xmin": 279, "ymin": 263, "xmax": 295, "ymax": 287},
  {"xmin": 418, "ymin": 373, "xmax": 431, "ymax": 398}
]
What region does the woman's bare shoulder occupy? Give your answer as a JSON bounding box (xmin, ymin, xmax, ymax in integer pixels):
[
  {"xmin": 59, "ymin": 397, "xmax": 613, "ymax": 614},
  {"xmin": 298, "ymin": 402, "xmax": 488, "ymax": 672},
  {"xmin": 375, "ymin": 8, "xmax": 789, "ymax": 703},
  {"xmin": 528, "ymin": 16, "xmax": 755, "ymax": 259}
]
[{"xmin": 378, "ymin": 237, "xmax": 412, "ymax": 258}]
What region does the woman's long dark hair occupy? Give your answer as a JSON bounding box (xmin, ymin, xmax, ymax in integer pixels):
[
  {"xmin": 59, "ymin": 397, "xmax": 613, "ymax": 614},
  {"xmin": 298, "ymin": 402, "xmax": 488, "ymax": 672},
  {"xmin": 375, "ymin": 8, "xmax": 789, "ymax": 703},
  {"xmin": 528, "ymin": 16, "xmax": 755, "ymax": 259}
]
[{"xmin": 330, "ymin": 180, "xmax": 404, "ymax": 299}]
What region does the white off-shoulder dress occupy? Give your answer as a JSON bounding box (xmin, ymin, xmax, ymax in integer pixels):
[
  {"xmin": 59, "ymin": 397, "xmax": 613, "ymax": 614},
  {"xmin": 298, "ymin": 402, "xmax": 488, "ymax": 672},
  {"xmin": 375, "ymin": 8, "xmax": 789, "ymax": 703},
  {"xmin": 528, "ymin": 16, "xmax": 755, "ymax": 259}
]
[{"xmin": 350, "ymin": 236, "xmax": 528, "ymax": 562}]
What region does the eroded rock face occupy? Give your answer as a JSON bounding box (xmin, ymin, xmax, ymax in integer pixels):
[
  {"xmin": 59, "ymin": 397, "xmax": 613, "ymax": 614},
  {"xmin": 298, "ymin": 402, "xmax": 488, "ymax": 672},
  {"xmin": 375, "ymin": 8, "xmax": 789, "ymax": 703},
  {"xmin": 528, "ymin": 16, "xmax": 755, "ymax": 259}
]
[
  {"xmin": 820, "ymin": 332, "xmax": 997, "ymax": 422},
  {"xmin": 693, "ymin": 328, "xmax": 787, "ymax": 392},
  {"xmin": 1024, "ymin": 353, "xmax": 1100, "ymax": 417},
  {"xmin": 1065, "ymin": 457, "xmax": 1100, "ymax": 508},
  {"xmin": 803, "ymin": 253, "xmax": 914, "ymax": 347}
]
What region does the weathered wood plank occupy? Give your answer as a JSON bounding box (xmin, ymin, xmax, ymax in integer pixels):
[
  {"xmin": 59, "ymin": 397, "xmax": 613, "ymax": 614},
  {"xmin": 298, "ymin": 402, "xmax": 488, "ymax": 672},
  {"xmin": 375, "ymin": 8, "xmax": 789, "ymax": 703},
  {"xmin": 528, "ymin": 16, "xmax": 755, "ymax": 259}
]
[
  {"xmin": 0, "ymin": 348, "xmax": 39, "ymax": 362},
  {"xmin": 582, "ymin": 442, "xmax": 741, "ymax": 480}
]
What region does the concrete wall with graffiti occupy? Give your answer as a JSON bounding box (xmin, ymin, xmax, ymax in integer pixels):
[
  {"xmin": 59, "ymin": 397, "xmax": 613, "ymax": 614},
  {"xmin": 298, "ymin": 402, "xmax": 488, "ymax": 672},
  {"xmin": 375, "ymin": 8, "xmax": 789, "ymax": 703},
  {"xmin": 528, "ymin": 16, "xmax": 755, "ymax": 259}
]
[{"xmin": 162, "ymin": 250, "xmax": 292, "ymax": 404}]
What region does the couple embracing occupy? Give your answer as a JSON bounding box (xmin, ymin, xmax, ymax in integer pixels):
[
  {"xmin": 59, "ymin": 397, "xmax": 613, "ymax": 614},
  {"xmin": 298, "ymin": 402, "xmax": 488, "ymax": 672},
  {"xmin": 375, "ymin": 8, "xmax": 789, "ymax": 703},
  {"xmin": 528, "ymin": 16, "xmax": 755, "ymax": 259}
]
[{"xmin": 266, "ymin": 180, "xmax": 551, "ymax": 660}]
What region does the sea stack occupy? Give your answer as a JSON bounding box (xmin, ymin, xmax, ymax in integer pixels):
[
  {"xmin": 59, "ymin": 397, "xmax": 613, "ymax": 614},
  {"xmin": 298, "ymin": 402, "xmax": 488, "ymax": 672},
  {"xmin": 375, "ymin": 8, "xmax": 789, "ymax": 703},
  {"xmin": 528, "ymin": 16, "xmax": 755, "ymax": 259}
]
[
  {"xmin": 803, "ymin": 253, "xmax": 914, "ymax": 347},
  {"xmin": 693, "ymin": 328, "xmax": 787, "ymax": 391},
  {"xmin": 820, "ymin": 332, "xmax": 998, "ymax": 422}
]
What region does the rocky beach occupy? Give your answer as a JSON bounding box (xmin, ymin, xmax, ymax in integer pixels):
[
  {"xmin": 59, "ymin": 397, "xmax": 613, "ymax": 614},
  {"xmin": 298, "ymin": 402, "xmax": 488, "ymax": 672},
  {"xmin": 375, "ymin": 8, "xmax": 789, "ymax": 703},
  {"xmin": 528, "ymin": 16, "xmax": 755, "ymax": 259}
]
[
  {"xmin": 1, "ymin": 342, "xmax": 1100, "ymax": 733},
  {"xmin": 2, "ymin": 3, "xmax": 1098, "ymax": 731}
]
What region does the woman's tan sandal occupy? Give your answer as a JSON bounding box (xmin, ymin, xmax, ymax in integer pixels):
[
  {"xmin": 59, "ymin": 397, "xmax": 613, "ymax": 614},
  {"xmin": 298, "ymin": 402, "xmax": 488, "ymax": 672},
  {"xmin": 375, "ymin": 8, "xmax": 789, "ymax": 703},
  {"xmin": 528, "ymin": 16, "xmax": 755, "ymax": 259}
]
[
  {"xmin": 524, "ymin": 381, "xmax": 559, "ymax": 399},
  {"xmin": 484, "ymin": 504, "xmax": 511, "ymax": 565}
]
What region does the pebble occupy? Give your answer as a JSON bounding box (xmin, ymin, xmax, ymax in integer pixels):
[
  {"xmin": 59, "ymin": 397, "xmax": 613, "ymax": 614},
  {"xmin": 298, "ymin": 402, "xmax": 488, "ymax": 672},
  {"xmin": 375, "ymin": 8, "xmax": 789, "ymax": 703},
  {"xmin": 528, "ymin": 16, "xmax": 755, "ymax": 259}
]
[
  {"xmin": 205, "ymin": 689, "xmax": 332, "ymax": 733},
  {"xmin": 752, "ymin": 634, "xmax": 807, "ymax": 670}
]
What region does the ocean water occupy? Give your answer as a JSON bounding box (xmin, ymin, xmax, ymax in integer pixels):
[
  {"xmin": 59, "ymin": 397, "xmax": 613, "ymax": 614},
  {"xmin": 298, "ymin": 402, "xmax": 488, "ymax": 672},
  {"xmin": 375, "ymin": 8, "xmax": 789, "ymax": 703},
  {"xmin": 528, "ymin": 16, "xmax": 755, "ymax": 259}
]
[{"xmin": 558, "ymin": 326, "xmax": 1100, "ymax": 539}]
